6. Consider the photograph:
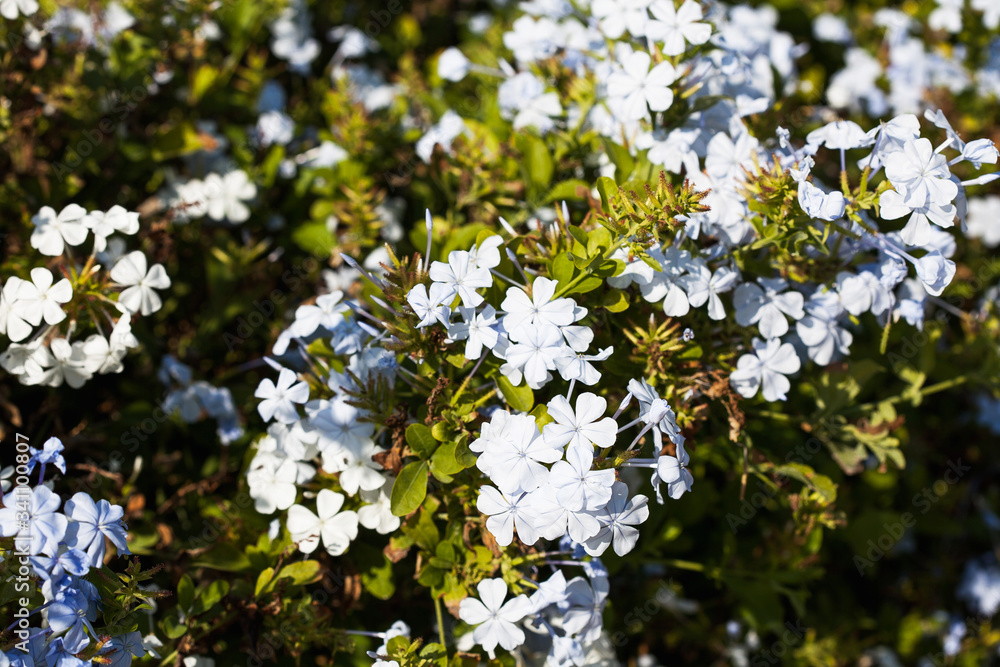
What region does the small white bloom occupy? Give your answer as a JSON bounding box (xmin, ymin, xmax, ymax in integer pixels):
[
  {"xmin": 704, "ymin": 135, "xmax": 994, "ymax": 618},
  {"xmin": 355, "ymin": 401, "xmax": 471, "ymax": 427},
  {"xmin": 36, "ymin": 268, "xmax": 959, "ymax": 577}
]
[{"xmin": 111, "ymin": 251, "xmax": 171, "ymax": 316}]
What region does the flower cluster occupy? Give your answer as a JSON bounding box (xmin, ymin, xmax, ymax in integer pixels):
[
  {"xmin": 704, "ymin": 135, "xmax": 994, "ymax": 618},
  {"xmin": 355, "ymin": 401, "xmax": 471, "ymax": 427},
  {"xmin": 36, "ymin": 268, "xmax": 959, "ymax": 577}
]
[
  {"xmin": 0, "ymin": 204, "xmax": 168, "ymax": 388},
  {"xmin": 0, "ymin": 438, "xmax": 158, "ymax": 667}
]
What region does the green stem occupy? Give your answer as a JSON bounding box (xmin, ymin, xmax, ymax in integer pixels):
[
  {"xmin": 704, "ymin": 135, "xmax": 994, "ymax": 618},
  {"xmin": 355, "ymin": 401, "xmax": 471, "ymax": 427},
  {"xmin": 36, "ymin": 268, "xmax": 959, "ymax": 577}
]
[
  {"xmin": 433, "ymin": 593, "xmax": 447, "ymax": 650},
  {"xmin": 850, "ymin": 374, "xmax": 973, "ymax": 415}
]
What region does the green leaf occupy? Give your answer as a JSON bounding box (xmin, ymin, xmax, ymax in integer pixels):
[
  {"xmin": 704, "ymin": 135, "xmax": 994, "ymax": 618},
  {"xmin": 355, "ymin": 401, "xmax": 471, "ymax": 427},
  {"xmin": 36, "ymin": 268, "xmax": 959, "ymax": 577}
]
[
  {"xmin": 162, "ymin": 616, "xmax": 188, "ymax": 640},
  {"xmin": 602, "ymin": 138, "xmax": 635, "ymax": 180},
  {"xmin": 566, "ymin": 275, "xmax": 603, "ymax": 294},
  {"xmin": 529, "ymin": 404, "xmax": 553, "ymax": 428},
  {"xmin": 431, "ymin": 421, "xmax": 452, "ymax": 442},
  {"xmin": 602, "ymin": 289, "xmax": 629, "ymax": 312},
  {"xmin": 255, "ymin": 568, "xmax": 275, "ymax": 598},
  {"xmin": 192, "ymin": 544, "xmax": 252, "ymax": 572},
  {"xmin": 497, "ymin": 375, "xmax": 534, "ymax": 412},
  {"xmin": 191, "ymin": 580, "xmax": 230, "ymax": 616},
  {"xmin": 177, "ymin": 574, "xmax": 195, "ymax": 612},
  {"xmin": 406, "ymin": 423, "xmax": 439, "ymax": 458},
  {"xmin": 431, "ymin": 442, "xmax": 465, "ymax": 477},
  {"xmin": 391, "ymin": 461, "xmax": 430, "ymax": 516},
  {"xmin": 291, "ymin": 219, "xmax": 337, "ymax": 257},
  {"xmin": 518, "ymin": 134, "xmax": 554, "ymax": 192},
  {"xmin": 361, "ymin": 555, "xmax": 396, "ymax": 600},
  {"xmin": 545, "ymin": 179, "xmax": 590, "ymax": 202},
  {"xmin": 189, "ymin": 64, "xmax": 218, "ymax": 103},
  {"xmin": 772, "ymin": 462, "xmax": 837, "ymax": 503},
  {"xmin": 276, "ymin": 561, "xmax": 322, "ymax": 587},
  {"xmin": 151, "ymin": 122, "xmax": 204, "ymax": 161},
  {"xmin": 551, "ymin": 252, "xmax": 576, "ymax": 289},
  {"xmin": 597, "ymin": 177, "xmax": 619, "ymax": 212},
  {"xmin": 402, "ymin": 506, "xmax": 440, "ymax": 551}
]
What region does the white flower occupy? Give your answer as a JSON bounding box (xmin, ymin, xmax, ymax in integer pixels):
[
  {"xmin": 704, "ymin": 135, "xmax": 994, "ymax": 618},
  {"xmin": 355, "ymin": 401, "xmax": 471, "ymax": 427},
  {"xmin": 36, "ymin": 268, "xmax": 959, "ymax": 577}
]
[
  {"xmin": 287, "ymin": 489, "xmax": 359, "ymax": 556},
  {"xmin": 111, "ymin": 251, "xmax": 171, "ymax": 316},
  {"xmin": 437, "ymin": 47, "xmax": 470, "ymax": 81},
  {"xmin": 458, "ymin": 578, "xmax": 532, "ymax": 658},
  {"xmin": 655, "ymin": 443, "xmax": 694, "ymax": 500},
  {"xmin": 733, "ymin": 278, "xmax": 804, "ymax": 340},
  {"xmin": 583, "ymin": 481, "xmax": 650, "ymax": 557},
  {"xmin": 805, "ymin": 120, "xmax": 870, "ymax": 151},
  {"xmin": 705, "ymin": 131, "xmax": 760, "ymax": 182},
  {"xmin": 879, "ymin": 189, "xmax": 956, "ymax": 247},
  {"xmin": 500, "ymin": 277, "xmax": 576, "ymax": 332},
  {"xmin": 415, "ymin": 110, "xmax": 468, "ymax": 163},
  {"xmin": 255, "ymin": 368, "xmax": 310, "ymax": 424},
  {"xmin": 912, "ymin": 250, "xmax": 956, "ymax": 297},
  {"xmin": 606, "ymin": 51, "xmax": 677, "ymax": 121},
  {"xmin": 447, "ymin": 305, "xmax": 501, "ymax": 360},
  {"xmin": 835, "ymin": 270, "xmax": 893, "ymax": 316},
  {"xmin": 202, "ymin": 170, "xmax": 257, "ymax": 223},
  {"xmin": 680, "ymin": 263, "xmax": 739, "ymax": 320},
  {"xmin": 554, "ymin": 346, "xmax": 613, "ymax": 386},
  {"xmin": 884, "ymin": 138, "xmax": 958, "ymax": 209},
  {"xmin": 499, "ymin": 324, "xmax": 572, "ymax": 389},
  {"xmin": 429, "ymin": 250, "xmax": 492, "ymax": 308},
  {"xmin": 548, "ymin": 443, "xmax": 616, "ymax": 511},
  {"xmin": 293, "ymin": 291, "xmax": 348, "ymax": 337},
  {"xmin": 0, "ymin": 277, "xmax": 37, "ymax": 342},
  {"xmin": 0, "ymin": 0, "xmax": 38, "ymax": 19},
  {"xmin": 406, "ymin": 283, "xmax": 453, "ymax": 328},
  {"xmin": 647, "ymin": 0, "xmax": 712, "ymax": 56},
  {"xmin": 308, "ymin": 397, "xmax": 375, "ymax": 452},
  {"xmin": 475, "ymin": 413, "xmax": 562, "ymax": 495},
  {"xmin": 528, "ymin": 484, "xmax": 601, "ymax": 543},
  {"xmin": 469, "ymin": 235, "xmax": 504, "ymax": 271},
  {"xmin": 640, "ymin": 246, "xmax": 698, "ymax": 317},
  {"xmin": 798, "ymin": 181, "xmax": 846, "ymax": 221},
  {"xmin": 358, "ymin": 477, "xmax": 400, "ymax": 535},
  {"xmin": 966, "ymin": 196, "xmax": 1000, "ymax": 247},
  {"xmin": 796, "ymin": 291, "xmax": 853, "ymax": 365},
  {"xmin": 476, "ymin": 486, "xmax": 538, "ymax": 546},
  {"xmin": 729, "ymin": 337, "xmax": 801, "ymax": 402},
  {"xmin": 30, "ymin": 204, "xmax": 89, "ymax": 256},
  {"xmin": 542, "ymin": 393, "xmax": 617, "ymax": 451},
  {"xmin": 498, "ymin": 72, "xmax": 563, "ymax": 133},
  {"xmin": 247, "ymin": 454, "xmax": 298, "ymax": 514},
  {"xmin": 332, "ymin": 440, "xmax": 386, "ymax": 496},
  {"xmin": 562, "ymin": 576, "xmax": 609, "ymax": 643},
  {"xmin": 37, "ymin": 338, "xmax": 92, "ymax": 388},
  {"xmin": 20, "ymin": 267, "xmax": 73, "ymax": 326},
  {"xmin": 85, "ymin": 205, "xmax": 139, "ymax": 251}
]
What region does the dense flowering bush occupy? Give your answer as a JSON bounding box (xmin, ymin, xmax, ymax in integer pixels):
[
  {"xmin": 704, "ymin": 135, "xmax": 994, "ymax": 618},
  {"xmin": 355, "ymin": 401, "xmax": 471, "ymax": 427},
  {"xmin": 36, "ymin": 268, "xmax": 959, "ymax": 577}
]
[{"xmin": 3, "ymin": 0, "xmax": 1000, "ymax": 666}]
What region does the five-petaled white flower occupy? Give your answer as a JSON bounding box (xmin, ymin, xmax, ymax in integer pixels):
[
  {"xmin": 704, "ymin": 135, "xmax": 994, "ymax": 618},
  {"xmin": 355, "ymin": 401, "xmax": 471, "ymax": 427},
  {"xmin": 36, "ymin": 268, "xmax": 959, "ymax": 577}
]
[
  {"xmin": 430, "ymin": 250, "xmax": 493, "ymax": 308},
  {"xmin": 256, "ymin": 368, "xmax": 310, "ymax": 423},
  {"xmin": 606, "ymin": 51, "xmax": 678, "ymax": 121},
  {"xmin": 30, "ymin": 204, "xmax": 89, "ymax": 257},
  {"xmin": 584, "ymin": 481, "xmax": 650, "ymax": 557},
  {"xmin": 543, "ymin": 393, "xmax": 617, "ymax": 451},
  {"xmin": 287, "ymin": 489, "xmax": 359, "ymax": 556},
  {"xmin": 110, "ymin": 251, "xmax": 171, "ymax": 316},
  {"xmin": 729, "ymin": 337, "xmax": 801, "ymax": 402},
  {"xmin": 458, "ymin": 578, "xmax": 532, "ymax": 658},
  {"xmin": 647, "ymin": 0, "xmax": 712, "ymax": 56}
]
